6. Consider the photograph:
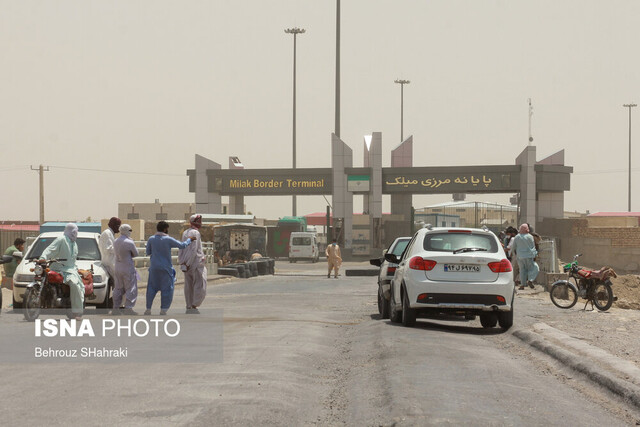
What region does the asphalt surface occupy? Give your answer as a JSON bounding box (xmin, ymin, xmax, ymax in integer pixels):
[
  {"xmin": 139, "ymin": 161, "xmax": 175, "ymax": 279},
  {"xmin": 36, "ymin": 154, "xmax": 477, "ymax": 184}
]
[{"xmin": 0, "ymin": 261, "xmax": 639, "ymax": 426}]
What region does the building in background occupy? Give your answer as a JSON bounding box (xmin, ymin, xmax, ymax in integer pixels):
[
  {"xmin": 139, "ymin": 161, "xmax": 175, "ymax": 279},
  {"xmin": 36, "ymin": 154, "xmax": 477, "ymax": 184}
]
[
  {"xmin": 118, "ymin": 201, "xmax": 245, "ymax": 222},
  {"xmin": 415, "ymin": 201, "xmax": 517, "ymax": 233}
]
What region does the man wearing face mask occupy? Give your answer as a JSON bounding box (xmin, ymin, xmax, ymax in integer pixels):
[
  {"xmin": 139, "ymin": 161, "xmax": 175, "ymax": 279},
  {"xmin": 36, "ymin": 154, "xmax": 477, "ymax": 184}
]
[
  {"xmin": 178, "ymin": 214, "xmax": 208, "ymax": 314},
  {"xmin": 99, "ymin": 217, "xmax": 121, "ymax": 280},
  {"xmin": 40, "ymin": 223, "xmax": 84, "ymax": 319},
  {"xmin": 112, "ymin": 224, "xmax": 139, "ymax": 315}
]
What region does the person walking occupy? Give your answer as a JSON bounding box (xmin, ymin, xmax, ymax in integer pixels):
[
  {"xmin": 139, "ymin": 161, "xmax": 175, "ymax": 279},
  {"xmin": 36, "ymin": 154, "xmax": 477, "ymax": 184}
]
[
  {"xmin": 99, "ymin": 217, "xmax": 121, "ymax": 280},
  {"xmin": 325, "ymin": 239, "xmax": 342, "ymax": 279},
  {"xmin": 145, "ymin": 221, "xmax": 192, "ymax": 315},
  {"xmin": 112, "ymin": 224, "xmax": 139, "ymax": 315},
  {"xmin": 504, "ymin": 227, "xmax": 520, "ymax": 286},
  {"xmin": 511, "ymin": 223, "xmax": 539, "ymax": 290},
  {"xmin": 40, "ymin": 223, "xmax": 84, "ymax": 319},
  {"xmin": 178, "ymin": 214, "xmax": 207, "ymax": 314}
]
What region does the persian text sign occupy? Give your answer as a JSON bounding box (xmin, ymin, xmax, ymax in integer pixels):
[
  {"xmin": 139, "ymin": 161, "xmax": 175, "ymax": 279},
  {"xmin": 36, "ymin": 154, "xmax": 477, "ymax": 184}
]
[{"xmin": 382, "ymin": 167, "xmax": 521, "ymax": 194}]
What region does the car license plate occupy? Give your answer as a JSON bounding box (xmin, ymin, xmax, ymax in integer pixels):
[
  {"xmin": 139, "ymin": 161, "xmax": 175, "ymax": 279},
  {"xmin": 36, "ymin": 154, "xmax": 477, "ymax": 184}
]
[{"xmin": 444, "ymin": 264, "xmax": 480, "ymax": 273}]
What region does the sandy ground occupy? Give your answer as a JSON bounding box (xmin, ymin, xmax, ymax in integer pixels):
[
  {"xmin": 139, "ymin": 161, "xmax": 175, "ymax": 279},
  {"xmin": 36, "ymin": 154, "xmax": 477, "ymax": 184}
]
[{"xmin": 610, "ymin": 274, "xmax": 640, "ymax": 310}]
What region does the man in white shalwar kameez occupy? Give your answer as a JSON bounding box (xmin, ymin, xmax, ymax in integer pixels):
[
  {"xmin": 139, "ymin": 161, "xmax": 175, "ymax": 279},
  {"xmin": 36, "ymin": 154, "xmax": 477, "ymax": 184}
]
[
  {"xmin": 112, "ymin": 224, "xmax": 139, "ymax": 315},
  {"xmin": 178, "ymin": 214, "xmax": 207, "ymax": 314},
  {"xmin": 98, "ymin": 217, "xmax": 121, "ymax": 279}
]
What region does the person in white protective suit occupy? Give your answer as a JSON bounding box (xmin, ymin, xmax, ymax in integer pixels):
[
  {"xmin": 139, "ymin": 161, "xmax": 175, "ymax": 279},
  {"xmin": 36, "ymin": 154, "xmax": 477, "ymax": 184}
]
[
  {"xmin": 98, "ymin": 217, "xmax": 121, "ymax": 282},
  {"xmin": 40, "ymin": 223, "xmax": 84, "ymax": 319},
  {"xmin": 178, "ymin": 214, "xmax": 207, "ymax": 314},
  {"xmin": 112, "ymin": 224, "xmax": 139, "ymax": 315}
]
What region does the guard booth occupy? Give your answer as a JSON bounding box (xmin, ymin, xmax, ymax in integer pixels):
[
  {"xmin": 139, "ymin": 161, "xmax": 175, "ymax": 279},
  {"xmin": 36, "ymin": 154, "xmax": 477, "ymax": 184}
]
[{"xmin": 213, "ymin": 224, "xmax": 267, "ymax": 262}]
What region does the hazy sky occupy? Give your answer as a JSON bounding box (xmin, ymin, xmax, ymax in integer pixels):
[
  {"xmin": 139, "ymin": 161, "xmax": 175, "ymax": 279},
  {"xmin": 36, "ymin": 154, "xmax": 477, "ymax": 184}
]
[{"xmin": 2, "ymin": 1, "xmax": 640, "ymax": 222}]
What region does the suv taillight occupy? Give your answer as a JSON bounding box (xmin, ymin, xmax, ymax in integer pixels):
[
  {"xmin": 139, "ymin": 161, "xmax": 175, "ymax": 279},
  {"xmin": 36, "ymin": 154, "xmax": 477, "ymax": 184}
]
[
  {"xmin": 488, "ymin": 259, "xmax": 512, "ymax": 273},
  {"xmin": 409, "ymin": 257, "xmax": 437, "ymax": 271},
  {"xmin": 387, "ymin": 266, "xmax": 396, "ymax": 276}
]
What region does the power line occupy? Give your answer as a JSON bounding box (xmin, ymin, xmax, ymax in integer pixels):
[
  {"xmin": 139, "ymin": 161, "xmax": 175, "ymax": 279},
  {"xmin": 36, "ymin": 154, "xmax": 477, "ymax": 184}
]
[
  {"xmin": 50, "ymin": 165, "xmax": 184, "ymax": 177},
  {"xmin": 573, "ymin": 168, "xmax": 640, "ymax": 176}
]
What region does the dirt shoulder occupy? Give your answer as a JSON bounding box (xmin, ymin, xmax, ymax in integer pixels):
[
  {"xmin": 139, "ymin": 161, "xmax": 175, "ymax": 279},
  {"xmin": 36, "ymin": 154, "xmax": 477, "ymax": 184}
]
[{"xmin": 610, "ymin": 274, "xmax": 640, "ymax": 310}]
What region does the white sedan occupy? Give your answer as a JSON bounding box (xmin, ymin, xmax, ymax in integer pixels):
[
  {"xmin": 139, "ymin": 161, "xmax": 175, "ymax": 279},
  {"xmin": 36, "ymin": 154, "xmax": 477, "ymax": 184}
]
[
  {"xmin": 386, "ymin": 226, "xmax": 515, "ymax": 330},
  {"xmin": 12, "ymin": 231, "xmax": 111, "ymax": 309}
]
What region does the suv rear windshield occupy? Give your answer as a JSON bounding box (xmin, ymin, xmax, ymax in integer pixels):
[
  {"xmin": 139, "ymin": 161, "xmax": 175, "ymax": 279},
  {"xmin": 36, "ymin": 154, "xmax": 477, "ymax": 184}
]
[
  {"xmin": 292, "ymin": 237, "xmax": 312, "ymax": 246},
  {"xmin": 26, "ymin": 237, "xmax": 102, "ymax": 261},
  {"xmin": 423, "ymin": 232, "xmax": 498, "ymax": 253}
]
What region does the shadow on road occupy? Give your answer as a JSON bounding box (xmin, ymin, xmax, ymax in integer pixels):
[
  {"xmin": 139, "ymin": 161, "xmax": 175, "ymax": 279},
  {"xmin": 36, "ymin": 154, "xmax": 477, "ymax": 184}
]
[{"xmin": 369, "ymin": 312, "xmax": 506, "ymax": 335}]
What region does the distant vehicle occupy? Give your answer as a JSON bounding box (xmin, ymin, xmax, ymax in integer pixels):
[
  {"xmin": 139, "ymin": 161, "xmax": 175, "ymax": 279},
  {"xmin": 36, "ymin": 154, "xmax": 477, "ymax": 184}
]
[
  {"xmin": 288, "ymin": 232, "xmax": 319, "ymax": 263},
  {"xmin": 11, "ymin": 232, "xmax": 111, "ymax": 309},
  {"xmin": 386, "ymin": 226, "xmax": 515, "ymax": 330},
  {"xmin": 370, "ymin": 237, "xmax": 411, "ymax": 319}
]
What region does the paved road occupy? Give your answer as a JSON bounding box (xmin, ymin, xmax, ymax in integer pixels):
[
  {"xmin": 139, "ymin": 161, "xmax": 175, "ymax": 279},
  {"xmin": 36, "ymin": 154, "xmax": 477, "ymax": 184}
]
[{"xmin": 0, "ymin": 261, "xmax": 638, "ymax": 426}]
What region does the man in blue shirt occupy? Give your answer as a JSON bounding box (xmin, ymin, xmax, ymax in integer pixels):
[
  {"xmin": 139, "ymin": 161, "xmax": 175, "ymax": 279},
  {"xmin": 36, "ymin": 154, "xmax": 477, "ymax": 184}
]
[{"xmin": 144, "ymin": 221, "xmax": 192, "ymax": 315}]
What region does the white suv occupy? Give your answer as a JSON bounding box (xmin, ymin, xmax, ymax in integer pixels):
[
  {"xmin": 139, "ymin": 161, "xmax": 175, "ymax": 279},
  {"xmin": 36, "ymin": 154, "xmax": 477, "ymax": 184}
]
[{"xmin": 386, "ymin": 226, "xmax": 515, "ymax": 330}]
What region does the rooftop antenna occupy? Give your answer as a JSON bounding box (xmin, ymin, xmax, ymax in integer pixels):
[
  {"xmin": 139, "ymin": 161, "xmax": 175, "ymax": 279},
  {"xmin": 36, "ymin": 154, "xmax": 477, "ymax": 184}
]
[{"xmin": 528, "ymin": 98, "xmax": 534, "ymax": 145}]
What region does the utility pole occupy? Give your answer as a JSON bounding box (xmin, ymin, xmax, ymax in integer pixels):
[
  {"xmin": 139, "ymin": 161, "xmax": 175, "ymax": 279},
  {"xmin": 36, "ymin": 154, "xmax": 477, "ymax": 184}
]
[
  {"xmin": 285, "ymin": 27, "xmax": 305, "ymax": 217},
  {"xmin": 31, "ymin": 165, "xmax": 49, "ymax": 224},
  {"xmin": 528, "ymin": 98, "xmax": 534, "ymax": 145},
  {"xmin": 395, "ymin": 79, "xmax": 410, "ymax": 141},
  {"xmin": 624, "ymin": 103, "xmax": 637, "ymax": 212},
  {"xmin": 335, "ymin": 0, "xmax": 340, "ymax": 137}
]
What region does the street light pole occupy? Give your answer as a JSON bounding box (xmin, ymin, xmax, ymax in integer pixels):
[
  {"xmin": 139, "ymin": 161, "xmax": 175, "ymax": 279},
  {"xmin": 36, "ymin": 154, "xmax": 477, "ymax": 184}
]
[
  {"xmin": 394, "ymin": 79, "xmax": 410, "ymax": 142},
  {"xmin": 624, "ymin": 103, "xmax": 637, "ymax": 212},
  {"xmin": 285, "ymin": 27, "xmax": 305, "ymax": 217}
]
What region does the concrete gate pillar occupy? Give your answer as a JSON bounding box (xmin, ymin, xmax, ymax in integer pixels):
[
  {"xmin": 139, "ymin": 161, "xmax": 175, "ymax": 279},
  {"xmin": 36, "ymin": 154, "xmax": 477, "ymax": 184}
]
[
  {"xmin": 516, "ymin": 146, "xmax": 536, "ymax": 227},
  {"xmin": 332, "ymin": 133, "xmax": 353, "ymax": 251},
  {"xmin": 391, "ymin": 137, "xmax": 413, "ymax": 234},
  {"xmin": 194, "ymin": 154, "xmax": 221, "ymax": 214},
  {"xmin": 364, "ymin": 132, "xmax": 383, "ymax": 249},
  {"xmin": 228, "ymin": 156, "xmax": 244, "ymax": 215}
]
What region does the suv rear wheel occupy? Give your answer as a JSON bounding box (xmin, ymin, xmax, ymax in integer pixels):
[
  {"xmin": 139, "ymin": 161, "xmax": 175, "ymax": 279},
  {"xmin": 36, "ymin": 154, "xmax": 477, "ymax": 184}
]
[
  {"xmin": 497, "ymin": 309, "xmax": 513, "ymax": 330},
  {"xmin": 480, "ymin": 313, "xmax": 498, "ymax": 328}
]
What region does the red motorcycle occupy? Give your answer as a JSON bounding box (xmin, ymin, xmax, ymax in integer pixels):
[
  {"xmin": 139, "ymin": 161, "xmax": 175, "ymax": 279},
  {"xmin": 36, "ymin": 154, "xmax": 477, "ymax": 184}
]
[
  {"xmin": 22, "ymin": 258, "xmax": 94, "ymax": 321},
  {"xmin": 550, "ymin": 254, "xmax": 616, "ymax": 311}
]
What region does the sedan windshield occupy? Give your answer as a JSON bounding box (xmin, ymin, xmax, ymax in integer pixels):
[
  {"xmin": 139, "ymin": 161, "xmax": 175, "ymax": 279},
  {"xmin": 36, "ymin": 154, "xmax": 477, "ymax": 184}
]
[
  {"xmin": 26, "ymin": 237, "xmax": 102, "ymax": 261},
  {"xmin": 424, "ymin": 232, "xmax": 498, "ymax": 253}
]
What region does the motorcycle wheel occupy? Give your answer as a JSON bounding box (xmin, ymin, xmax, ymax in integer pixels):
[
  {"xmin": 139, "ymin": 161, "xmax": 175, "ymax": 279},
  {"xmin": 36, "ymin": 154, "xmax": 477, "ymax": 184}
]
[
  {"xmin": 550, "ymin": 280, "xmax": 578, "ymax": 309},
  {"xmin": 592, "ymin": 283, "xmax": 614, "ymax": 311},
  {"xmin": 23, "ymin": 287, "xmax": 42, "ymax": 322}
]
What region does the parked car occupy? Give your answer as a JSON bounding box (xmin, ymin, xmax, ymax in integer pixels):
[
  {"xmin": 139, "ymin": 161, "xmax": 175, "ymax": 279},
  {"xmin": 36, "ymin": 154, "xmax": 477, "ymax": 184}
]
[
  {"xmin": 11, "ymin": 232, "xmax": 111, "ymax": 309},
  {"xmin": 370, "ymin": 236, "xmax": 411, "ymax": 319},
  {"xmin": 385, "ymin": 226, "xmax": 515, "ymax": 330},
  {"xmin": 288, "ymin": 232, "xmax": 319, "ymax": 263}
]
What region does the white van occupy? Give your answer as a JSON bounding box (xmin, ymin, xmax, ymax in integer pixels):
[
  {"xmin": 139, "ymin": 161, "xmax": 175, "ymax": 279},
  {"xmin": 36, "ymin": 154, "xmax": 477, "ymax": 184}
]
[{"xmin": 289, "ymin": 232, "xmax": 319, "ymax": 263}]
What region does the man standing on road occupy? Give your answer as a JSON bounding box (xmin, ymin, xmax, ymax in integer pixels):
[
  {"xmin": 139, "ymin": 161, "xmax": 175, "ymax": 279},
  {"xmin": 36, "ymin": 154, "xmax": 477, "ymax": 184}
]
[
  {"xmin": 178, "ymin": 214, "xmax": 207, "ymax": 314},
  {"xmin": 325, "ymin": 239, "xmax": 342, "ymax": 279},
  {"xmin": 40, "ymin": 223, "xmax": 84, "ymax": 319},
  {"xmin": 112, "ymin": 224, "xmax": 139, "ymax": 315},
  {"xmin": 2, "ymin": 238, "xmax": 25, "ymax": 311},
  {"xmin": 145, "ymin": 221, "xmax": 192, "ymax": 315},
  {"xmin": 99, "ymin": 217, "xmax": 121, "ymax": 296},
  {"xmin": 511, "ymin": 223, "xmax": 539, "ymax": 290},
  {"xmin": 2, "ymin": 238, "xmax": 25, "ymax": 291}
]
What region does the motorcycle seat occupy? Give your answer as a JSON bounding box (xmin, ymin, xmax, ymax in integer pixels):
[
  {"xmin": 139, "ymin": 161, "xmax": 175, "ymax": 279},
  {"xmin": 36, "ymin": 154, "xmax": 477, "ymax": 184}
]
[{"xmin": 577, "ymin": 267, "xmax": 616, "ymax": 281}]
